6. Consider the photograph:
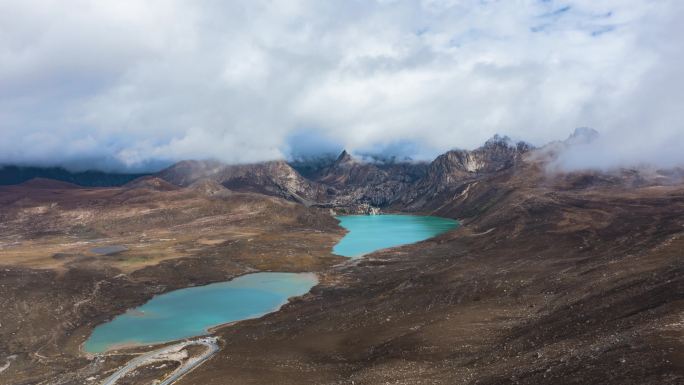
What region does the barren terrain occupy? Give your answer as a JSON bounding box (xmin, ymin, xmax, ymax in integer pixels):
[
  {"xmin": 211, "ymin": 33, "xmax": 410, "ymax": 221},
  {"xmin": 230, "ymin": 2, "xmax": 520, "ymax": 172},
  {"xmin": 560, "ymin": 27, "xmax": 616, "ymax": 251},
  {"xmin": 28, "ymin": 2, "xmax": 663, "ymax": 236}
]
[
  {"xmin": 0, "ymin": 143, "xmax": 682, "ymax": 385},
  {"xmin": 0, "ymin": 178, "xmax": 344, "ymax": 384},
  {"xmin": 177, "ymin": 161, "xmax": 684, "ymax": 384}
]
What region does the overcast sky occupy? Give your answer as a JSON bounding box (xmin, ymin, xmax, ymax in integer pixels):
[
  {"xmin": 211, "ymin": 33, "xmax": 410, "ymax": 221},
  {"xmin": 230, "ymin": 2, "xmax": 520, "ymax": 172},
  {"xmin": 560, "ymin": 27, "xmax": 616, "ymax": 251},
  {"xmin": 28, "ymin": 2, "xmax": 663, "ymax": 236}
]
[{"xmin": 0, "ymin": 0, "xmax": 682, "ymax": 171}]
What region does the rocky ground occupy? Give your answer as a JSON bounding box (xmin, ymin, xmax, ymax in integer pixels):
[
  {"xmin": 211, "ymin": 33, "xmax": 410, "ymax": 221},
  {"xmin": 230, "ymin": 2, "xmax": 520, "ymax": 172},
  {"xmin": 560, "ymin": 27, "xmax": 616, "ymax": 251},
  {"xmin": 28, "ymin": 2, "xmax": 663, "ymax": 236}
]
[
  {"xmin": 0, "ymin": 133, "xmax": 682, "ymax": 384},
  {"xmin": 176, "ymin": 158, "xmax": 684, "ymax": 385},
  {"xmin": 0, "ymin": 178, "xmax": 344, "ymax": 384}
]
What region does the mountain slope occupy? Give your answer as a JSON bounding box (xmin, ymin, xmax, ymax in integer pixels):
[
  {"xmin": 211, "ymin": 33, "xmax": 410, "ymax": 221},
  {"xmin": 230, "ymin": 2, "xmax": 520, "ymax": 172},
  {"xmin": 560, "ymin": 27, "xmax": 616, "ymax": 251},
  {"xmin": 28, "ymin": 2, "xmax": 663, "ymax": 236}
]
[
  {"xmin": 179, "ymin": 146, "xmax": 684, "ymax": 385},
  {"xmin": 1, "ymin": 132, "xmax": 683, "ymax": 385},
  {"xmin": 158, "ymin": 160, "xmax": 326, "ymax": 205},
  {"xmin": 310, "ymin": 150, "xmax": 429, "ymax": 209}
]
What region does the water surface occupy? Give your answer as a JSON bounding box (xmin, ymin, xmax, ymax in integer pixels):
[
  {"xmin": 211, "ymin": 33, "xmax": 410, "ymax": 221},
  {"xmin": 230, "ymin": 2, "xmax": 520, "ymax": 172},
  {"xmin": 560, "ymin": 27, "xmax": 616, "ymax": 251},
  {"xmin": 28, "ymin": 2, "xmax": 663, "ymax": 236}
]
[
  {"xmin": 91, "ymin": 245, "xmax": 128, "ymax": 255},
  {"xmin": 85, "ymin": 272, "xmax": 317, "ymax": 353},
  {"xmin": 85, "ymin": 214, "xmax": 457, "ymax": 352},
  {"xmin": 333, "ymin": 214, "xmax": 459, "ymax": 258}
]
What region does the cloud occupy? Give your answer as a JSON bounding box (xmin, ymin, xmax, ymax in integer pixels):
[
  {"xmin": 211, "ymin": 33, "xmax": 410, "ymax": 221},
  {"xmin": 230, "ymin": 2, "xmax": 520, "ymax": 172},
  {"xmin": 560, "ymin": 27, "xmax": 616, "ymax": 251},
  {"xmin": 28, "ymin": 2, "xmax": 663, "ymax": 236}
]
[{"xmin": 0, "ymin": 0, "xmax": 682, "ymax": 171}]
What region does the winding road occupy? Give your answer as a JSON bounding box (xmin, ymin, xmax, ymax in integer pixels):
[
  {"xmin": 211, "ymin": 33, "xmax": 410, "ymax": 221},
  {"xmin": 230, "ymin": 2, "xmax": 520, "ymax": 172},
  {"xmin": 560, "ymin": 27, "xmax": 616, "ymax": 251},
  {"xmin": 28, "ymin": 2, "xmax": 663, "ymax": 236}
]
[{"xmin": 100, "ymin": 337, "xmax": 219, "ymax": 385}]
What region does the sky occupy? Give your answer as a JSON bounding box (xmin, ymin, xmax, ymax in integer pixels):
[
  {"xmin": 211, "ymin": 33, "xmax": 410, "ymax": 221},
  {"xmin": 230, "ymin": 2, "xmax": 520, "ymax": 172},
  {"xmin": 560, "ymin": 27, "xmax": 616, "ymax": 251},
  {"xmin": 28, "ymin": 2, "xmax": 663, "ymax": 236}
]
[{"xmin": 0, "ymin": 0, "xmax": 682, "ymax": 171}]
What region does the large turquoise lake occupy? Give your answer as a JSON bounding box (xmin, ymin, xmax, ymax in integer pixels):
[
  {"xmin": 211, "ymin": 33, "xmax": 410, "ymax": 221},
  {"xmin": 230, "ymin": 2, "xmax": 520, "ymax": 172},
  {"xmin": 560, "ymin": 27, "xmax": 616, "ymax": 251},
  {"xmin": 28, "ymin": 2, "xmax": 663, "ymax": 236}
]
[
  {"xmin": 333, "ymin": 214, "xmax": 459, "ymax": 258},
  {"xmin": 84, "ymin": 272, "xmax": 317, "ymax": 353},
  {"xmin": 85, "ymin": 214, "xmax": 458, "ymax": 353}
]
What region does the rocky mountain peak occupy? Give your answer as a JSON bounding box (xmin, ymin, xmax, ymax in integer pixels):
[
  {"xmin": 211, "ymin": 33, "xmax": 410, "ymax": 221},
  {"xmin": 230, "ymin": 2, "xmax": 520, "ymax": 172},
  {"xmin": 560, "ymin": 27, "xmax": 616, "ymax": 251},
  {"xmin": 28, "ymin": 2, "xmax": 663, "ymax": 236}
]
[
  {"xmin": 155, "ymin": 136, "xmax": 538, "ymax": 212},
  {"xmin": 482, "ymin": 134, "xmax": 533, "ymax": 153},
  {"xmin": 483, "ymin": 134, "xmax": 513, "ymax": 148},
  {"xmin": 335, "ymin": 150, "xmax": 353, "ymax": 164},
  {"xmin": 158, "ymin": 158, "xmax": 325, "ymax": 204},
  {"xmin": 421, "ymin": 135, "xmax": 533, "ymax": 193}
]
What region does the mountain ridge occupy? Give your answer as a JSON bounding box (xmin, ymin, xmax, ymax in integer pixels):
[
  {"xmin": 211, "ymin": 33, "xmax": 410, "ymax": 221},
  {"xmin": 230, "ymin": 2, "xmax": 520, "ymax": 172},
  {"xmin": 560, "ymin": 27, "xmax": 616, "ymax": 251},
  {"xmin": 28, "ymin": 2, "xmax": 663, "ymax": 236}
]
[
  {"xmin": 154, "ymin": 134, "xmax": 535, "ymax": 213},
  {"xmin": 0, "ymin": 165, "xmax": 149, "ymax": 187}
]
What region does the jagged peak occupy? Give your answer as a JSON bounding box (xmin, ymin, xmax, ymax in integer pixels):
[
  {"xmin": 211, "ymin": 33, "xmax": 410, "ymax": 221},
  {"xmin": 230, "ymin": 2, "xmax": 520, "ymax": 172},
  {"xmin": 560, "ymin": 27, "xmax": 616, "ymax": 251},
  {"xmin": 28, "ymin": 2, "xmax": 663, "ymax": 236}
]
[{"xmin": 336, "ymin": 150, "xmax": 354, "ymax": 163}]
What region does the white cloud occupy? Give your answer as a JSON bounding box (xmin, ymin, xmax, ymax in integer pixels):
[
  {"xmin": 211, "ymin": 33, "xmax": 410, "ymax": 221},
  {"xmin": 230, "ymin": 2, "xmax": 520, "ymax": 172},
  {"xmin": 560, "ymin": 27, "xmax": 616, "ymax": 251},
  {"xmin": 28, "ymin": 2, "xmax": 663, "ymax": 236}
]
[{"xmin": 0, "ymin": 0, "xmax": 682, "ymax": 170}]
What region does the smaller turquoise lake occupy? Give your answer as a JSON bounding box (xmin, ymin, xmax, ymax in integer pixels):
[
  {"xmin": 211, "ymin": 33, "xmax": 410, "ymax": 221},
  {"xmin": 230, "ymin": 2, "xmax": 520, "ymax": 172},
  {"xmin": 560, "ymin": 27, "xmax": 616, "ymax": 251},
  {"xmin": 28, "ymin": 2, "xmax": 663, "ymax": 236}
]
[
  {"xmin": 333, "ymin": 214, "xmax": 459, "ymax": 258},
  {"xmin": 84, "ymin": 272, "xmax": 317, "ymax": 353}
]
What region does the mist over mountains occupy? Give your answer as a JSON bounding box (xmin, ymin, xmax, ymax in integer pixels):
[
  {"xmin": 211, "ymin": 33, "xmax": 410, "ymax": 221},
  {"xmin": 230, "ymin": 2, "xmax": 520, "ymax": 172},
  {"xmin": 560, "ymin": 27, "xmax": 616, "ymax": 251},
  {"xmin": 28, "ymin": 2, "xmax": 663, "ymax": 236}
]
[
  {"xmin": 2, "ymin": 128, "xmax": 682, "ymax": 188},
  {"xmin": 1, "ymin": 1, "xmax": 683, "ymax": 172}
]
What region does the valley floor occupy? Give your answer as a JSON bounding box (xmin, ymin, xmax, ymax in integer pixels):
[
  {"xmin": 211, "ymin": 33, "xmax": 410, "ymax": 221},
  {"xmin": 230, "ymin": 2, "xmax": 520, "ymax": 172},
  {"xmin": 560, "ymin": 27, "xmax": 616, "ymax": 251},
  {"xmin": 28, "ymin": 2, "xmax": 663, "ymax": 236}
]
[{"xmin": 0, "ymin": 168, "xmax": 683, "ymax": 385}]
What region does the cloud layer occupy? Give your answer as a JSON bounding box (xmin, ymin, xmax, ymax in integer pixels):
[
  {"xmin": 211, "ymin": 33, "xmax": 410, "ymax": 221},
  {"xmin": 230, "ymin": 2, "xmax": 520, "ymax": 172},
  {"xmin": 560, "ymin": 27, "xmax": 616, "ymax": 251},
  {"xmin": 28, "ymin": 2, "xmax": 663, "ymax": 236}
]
[{"xmin": 0, "ymin": 0, "xmax": 682, "ymax": 171}]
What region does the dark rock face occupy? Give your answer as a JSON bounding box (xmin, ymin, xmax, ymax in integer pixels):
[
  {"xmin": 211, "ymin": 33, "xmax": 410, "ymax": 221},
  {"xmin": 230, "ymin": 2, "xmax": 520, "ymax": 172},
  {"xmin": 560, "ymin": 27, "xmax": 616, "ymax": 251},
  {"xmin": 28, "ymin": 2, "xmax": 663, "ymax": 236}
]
[
  {"xmin": 288, "ymin": 153, "xmax": 339, "ymax": 179},
  {"xmin": 317, "ymin": 150, "xmax": 388, "ymax": 187},
  {"xmin": 311, "ymin": 150, "xmax": 429, "ymax": 209}
]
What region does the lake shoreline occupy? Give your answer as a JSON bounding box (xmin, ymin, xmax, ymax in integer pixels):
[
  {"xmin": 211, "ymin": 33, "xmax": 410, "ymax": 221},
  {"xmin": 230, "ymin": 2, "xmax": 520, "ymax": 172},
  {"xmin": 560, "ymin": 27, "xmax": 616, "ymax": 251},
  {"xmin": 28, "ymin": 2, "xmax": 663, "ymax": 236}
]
[
  {"xmin": 82, "ymin": 214, "xmax": 457, "ymax": 356},
  {"xmin": 83, "ymin": 272, "xmax": 319, "ymax": 354}
]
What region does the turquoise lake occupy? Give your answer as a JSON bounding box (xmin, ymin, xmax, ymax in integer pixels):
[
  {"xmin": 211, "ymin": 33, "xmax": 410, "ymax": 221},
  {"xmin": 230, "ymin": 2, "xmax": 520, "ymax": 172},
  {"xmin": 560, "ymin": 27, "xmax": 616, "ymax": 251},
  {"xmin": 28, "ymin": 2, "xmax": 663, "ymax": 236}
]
[
  {"xmin": 84, "ymin": 272, "xmax": 317, "ymax": 353},
  {"xmin": 84, "ymin": 214, "xmax": 458, "ymax": 352},
  {"xmin": 333, "ymin": 214, "xmax": 459, "ymax": 258}
]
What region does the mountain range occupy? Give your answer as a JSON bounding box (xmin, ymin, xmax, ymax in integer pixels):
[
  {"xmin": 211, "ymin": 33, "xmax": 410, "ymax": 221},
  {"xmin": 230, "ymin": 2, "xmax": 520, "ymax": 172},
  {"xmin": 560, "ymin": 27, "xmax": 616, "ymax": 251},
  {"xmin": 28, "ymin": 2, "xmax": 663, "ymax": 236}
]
[
  {"xmin": 6, "ymin": 129, "xmax": 679, "ymax": 216},
  {"xmin": 154, "ymin": 134, "xmax": 533, "ymax": 212},
  {"xmin": 1, "ymin": 129, "xmax": 682, "ymax": 385}
]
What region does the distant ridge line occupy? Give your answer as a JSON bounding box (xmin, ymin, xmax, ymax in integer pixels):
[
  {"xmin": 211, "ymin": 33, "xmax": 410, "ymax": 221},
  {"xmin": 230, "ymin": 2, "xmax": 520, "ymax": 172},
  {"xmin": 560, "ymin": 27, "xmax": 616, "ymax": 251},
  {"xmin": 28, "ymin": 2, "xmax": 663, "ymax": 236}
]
[{"xmin": 0, "ymin": 165, "xmax": 149, "ymax": 187}]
